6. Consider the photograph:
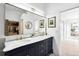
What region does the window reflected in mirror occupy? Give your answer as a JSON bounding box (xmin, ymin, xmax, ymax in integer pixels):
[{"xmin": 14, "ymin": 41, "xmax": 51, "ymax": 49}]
[
  {"xmin": 5, "ymin": 20, "xmax": 19, "ymax": 36},
  {"xmin": 71, "ymin": 23, "xmax": 79, "ymax": 36}
]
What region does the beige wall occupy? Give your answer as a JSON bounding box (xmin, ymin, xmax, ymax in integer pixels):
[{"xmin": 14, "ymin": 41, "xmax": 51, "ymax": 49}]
[{"xmin": 60, "ymin": 40, "xmax": 79, "ymax": 56}]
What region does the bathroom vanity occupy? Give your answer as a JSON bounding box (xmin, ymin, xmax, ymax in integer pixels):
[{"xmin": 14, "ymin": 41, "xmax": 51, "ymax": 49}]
[
  {"xmin": 3, "ymin": 3, "xmax": 53, "ymax": 56},
  {"xmin": 4, "ymin": 35, "xmax": 53, "ymax": 56}
]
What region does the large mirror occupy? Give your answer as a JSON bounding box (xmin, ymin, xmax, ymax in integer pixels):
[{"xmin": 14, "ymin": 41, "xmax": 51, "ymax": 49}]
[{"xmin": 5, "ymin": 3, "xmax": 47, "ymax": 41}]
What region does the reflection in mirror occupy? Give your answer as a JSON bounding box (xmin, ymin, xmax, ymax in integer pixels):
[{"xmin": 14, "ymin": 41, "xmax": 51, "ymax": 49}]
[
  {"xmin": 25, "ymin": 21, "xmax": 32, "ymax": 29},
  {"xmin": 20, "ymin": 12, "xmax": 34, "ymax": 35},
  {"xmin": 5, "ymin": 3, "xmax": 47, "ymax": 42},
  {"xmin": 34, "ymin": 15, "xmax": 47, "ymax": 36},
  {"xmin": 71, "ymin": 23, "xmax": 79, "ymax": 36},
  {"xmin": 5, "ymin": 3, "xmax": 25, "ymax": 36}
]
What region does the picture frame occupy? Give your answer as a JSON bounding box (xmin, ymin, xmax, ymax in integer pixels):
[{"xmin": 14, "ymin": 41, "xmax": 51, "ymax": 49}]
[
  {"xmin": 48, "ymin": 17, "xmax": 56, "ymax": 28},
  {"xmin": 39, "ymin": 20, "xmax": 44, "ymax": 28}
]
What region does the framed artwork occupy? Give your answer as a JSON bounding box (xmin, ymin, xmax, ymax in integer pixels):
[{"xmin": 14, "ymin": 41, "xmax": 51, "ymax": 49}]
[
  {"xmin": 39, "ymin": 20, "xmax": 44, "ymax": 28},
  {"xmin": 48, "ymin": 17, "xmax": 56, "ymax": 28}
]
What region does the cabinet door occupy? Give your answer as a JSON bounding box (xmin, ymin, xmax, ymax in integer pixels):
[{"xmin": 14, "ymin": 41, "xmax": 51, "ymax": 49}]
[
  {"xmin": 27, "ymin": 43, "xmax": 37, "ymax": 56},
  {"xmin": 44, "ymin": 39, "xmax": 49, "ymax": 55},
  {"xmin": 28, "ymin": 41, "xmax": 46, "ymax": 56},
  {"xmin": 37, "ymin": 40, "xmax": 46, "ymax": 56},
  {"xmin": 49, "ymin": 37, "xmax": 53, "ymax": 52},
  {"xmin": 46, "ymin": 37, "xmax": 53, "ymax": 55},
  {"xmin": 27, "ymin": 41, "xmax": 46, "ymax": 56}
]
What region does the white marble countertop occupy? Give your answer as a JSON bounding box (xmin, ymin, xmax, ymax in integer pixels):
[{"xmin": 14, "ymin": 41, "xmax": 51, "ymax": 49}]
[{"xmin": 3, "ymin": 35, "xmax": 53, "ymax": 52}]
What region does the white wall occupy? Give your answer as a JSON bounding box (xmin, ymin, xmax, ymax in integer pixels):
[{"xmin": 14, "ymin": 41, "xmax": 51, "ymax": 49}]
[
  {"xmin": 0, "ymin": 4, "xmax": 5, "ymax": 36},
  {"xmin": 46, "ymin": 12, "xmax": 60, "ymax": 56},
  {"xmin": 46, "ymin": 5, "xmax": 61, "ymax": 56}
]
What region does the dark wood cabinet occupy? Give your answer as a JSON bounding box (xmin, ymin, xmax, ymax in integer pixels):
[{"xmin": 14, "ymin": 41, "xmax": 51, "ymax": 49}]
[{"xmin": 5, "ymin": 37, "xmax": 53, "ymax": 56}]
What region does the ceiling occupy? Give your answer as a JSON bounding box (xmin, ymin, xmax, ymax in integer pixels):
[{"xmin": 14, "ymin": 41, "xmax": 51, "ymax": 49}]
[
  {"xmin": 29, "ymin": 3, "xmax": 79, "ymax": 16},
  {"xmin": 46, "ymin": 3, "xmax": 79, "ymax": 13},
  {"xmin": 29, "ymin": 3, "xmax": 47, "ymax": 12}
]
